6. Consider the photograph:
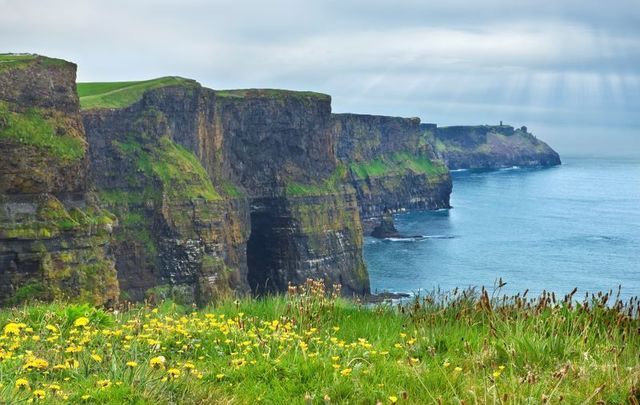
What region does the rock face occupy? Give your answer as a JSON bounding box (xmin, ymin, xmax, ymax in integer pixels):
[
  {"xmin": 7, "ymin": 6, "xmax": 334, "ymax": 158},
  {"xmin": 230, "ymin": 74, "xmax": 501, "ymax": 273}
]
[
  {"xmin": 213, "ymin": 90, "xmax": 369, "ymax": 296},
  {"xmin": 0, "ymin": 54, "xmax": 118, "ymax": 306},
  {"xmin": 333, "ymin": 114, "xmax": 452, "ymax": 233},
  {"xmin": 82, "ymin": 84, "xmax": 250, "ymax": 304},
  {"xmin": 82, "ymin": 87, "xmax": 369, "ymax": 299},
  {"xmin": 429, "ymin": 124, "xmax": 561, "ymax": 169}
]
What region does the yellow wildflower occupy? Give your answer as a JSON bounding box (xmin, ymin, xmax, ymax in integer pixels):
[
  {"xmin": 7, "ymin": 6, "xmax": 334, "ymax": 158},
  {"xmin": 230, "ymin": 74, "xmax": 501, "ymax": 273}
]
[
  {"xmin": 96, "ymin": 379, "xmax": 111, "ymax": 389},
  {"xmin": 4, "ymin": 323, "xmax": 22, "ymax": 336},
  {"xmin": 454, "ymin": 367, "xmax": 463, "ymax": 372},
  {"xmin": 167, "ymin": 368, "xmax": 181, "ymax": 379},
  {"xmin": 340, "ymin": 368, "xmax": 352, "ymax": 377},
  {"xmin": 91, "ymin": 354, "xmax": 102, "ymax": 363},
  {"xmin": 150, "ymin": 356, "xmax": 166, "ymax": 369},
  {"xmin": 73, "ymin": 317, "xmax": 90, "ymax": 327},
  {"xmin": 126, "ymin": 361, "xmax": 138, "ymax": 368},
  {"xmin": 15, "ymin": 378, "xmax": 29, "ymax": 390},
  {"xmin": 33, "ymin": 389, "xmax": 46, "ymax": 400},
  {"xmin": 45, "ymin": 325, "xmax": 58, "ymax": 333},
  {"xmin": 389, "ymin": 396, "xmax": 398, "ymax": 404},
  {"xmin": 216, "ymin": 373, "xmax": 225, "ymax": 380}
]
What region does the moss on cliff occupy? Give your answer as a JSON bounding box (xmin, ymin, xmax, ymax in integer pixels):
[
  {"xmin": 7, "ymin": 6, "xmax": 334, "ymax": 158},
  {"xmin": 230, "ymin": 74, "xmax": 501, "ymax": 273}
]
[
  {"xmin": 0, "ymin": 101, "xmax": 85, "ymax": 161},
  {"xmin": 348, "ymin": 152, "xmax": 448, "ymax": 180},
  {"xmin": 216, "ymin": 88, "xmax": 330, "ymax": 101},
  {"xmin": 0, "ymin": 53, "xmax": 68, "ymax": 72},
  {"xmin": 285, "ymin": 164, "xmax": 349, "ymax": 197},
  {"xmin": 115, "ymin": 136, "xmax": 221, "ymax": 202},
  {"xmin": 77, "ymin": 77, "xmax": 199, "ymax": 110}
]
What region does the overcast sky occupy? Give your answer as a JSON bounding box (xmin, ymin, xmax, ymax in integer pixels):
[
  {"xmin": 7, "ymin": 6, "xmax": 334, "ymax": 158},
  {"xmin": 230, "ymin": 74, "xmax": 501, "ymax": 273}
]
[{"xmin": 1, "ymin": 0, "xmax": 639, "ymax": 156}]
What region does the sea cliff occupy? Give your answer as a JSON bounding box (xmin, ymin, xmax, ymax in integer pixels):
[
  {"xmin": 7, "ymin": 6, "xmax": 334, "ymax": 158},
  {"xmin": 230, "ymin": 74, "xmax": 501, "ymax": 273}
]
[
  {"xmin": 0, "ymin": 53, "xmax": 562, "ymax": 306},
  {"xmin": 428, "ymin": 124, "xmax": 561, "ymax": 169}
]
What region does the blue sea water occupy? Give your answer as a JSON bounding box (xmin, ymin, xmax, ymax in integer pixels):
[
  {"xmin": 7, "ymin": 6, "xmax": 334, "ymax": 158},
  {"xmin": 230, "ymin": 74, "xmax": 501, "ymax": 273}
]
[{"xmin": 365, "ymin": 157, "xmax": 640, "ymax": 299}]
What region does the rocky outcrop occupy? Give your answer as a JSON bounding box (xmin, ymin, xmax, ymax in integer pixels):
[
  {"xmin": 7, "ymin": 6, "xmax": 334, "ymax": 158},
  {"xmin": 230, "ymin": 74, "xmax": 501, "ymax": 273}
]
[
  {"xmin": 429, "ymin": 124, "xmax": 561, "ymax": 169},
  {"xmin": 82, "ymin": 87, "xmax": 369, "ymax": 299},
  {"xmin": 213, "ymin": 90, "xmax": 369, "ymax": 296},
  {"xmin": 0, "ymin": 54, "xmax": 118, "ymax": 306},
  {"xmin": 83, "ymin": 84, "xmax": 250, "ymax": 304},
  {"xmin": 333, "ymin": 114, "xmax": 452, "ymax": 233}
]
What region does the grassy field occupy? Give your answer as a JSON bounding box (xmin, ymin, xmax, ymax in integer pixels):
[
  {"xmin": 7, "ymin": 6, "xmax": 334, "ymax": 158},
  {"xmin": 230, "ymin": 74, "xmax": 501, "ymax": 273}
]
[
  {"xmin": 0, "ymin": 280, "xmax": 637, "ymax": 404},
  {"xmin": 77, "ymin": 77, "xmax": 198, "ymax": 110}
]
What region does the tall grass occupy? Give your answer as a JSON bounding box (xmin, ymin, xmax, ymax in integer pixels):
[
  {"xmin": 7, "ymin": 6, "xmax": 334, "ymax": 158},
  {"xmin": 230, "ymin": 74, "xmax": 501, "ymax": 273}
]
[{"xmin": 0, "ymin": 280, "xmax": 637, "ymax": 404}]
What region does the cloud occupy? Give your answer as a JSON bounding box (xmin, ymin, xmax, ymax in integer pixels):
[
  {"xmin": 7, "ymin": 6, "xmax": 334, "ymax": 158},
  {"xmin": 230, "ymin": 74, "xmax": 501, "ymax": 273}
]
[{"xmin": 0, "ymin": 0, "xmax": 638, "ymax": 154}]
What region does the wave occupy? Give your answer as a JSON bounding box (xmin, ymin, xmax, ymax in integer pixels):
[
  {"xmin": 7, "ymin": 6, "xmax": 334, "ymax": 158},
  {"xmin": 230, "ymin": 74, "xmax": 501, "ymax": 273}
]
[
  {"xmin": 383, "ymin": 235, "xmax": 457, "ymax": 242},
  {"xmin": 450, "ymin": 168, "xmax": 469, "ymax": 172},
  {"xmin": 499, "ymin": 166, "xmax": 521, "ymax": 171}
]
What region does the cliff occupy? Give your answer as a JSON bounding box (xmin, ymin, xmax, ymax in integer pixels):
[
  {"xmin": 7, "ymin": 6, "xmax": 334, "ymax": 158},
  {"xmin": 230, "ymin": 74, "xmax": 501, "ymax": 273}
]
[
  {"xmin": 333, "ymin": 114, "xmax": 452, "ymax": 232},
  {"xmin": 429, "ymin": 124, "xmax": 561, "ymax": 169},
  {"xmin": 0, "ymin": 54, "xmax": 118, "ymax": 306},
  {"xmin": 80, "ymin": 83, "xmax": 369, "ymax": 299}
]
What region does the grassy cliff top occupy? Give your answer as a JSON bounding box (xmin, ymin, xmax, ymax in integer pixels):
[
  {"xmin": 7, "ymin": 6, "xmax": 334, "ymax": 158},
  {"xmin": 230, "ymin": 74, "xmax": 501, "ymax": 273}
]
[
  {"xmin": 77, "ymin": 76, "xmax": 199, "ymax": 110},
  {"xmin": 216, "ymin": 88, "xmax": 330, "ymax": 101},
  {"xmin": 0, "ymin": 53, "xmax": 70, "ymax": 72},
  {"xmin": 0, "ymin": 281, "xmax": 636, "ymax": 403}
]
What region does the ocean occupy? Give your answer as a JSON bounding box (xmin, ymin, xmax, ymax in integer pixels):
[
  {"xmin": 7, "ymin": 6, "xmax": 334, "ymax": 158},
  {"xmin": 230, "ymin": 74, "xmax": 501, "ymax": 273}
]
[{"xmin": 365, "ymin": 156, "xmax": 640, "ymax": 299}]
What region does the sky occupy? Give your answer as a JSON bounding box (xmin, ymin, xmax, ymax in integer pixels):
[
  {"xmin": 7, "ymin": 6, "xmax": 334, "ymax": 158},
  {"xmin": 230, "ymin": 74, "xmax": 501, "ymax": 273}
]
[{"xmin": 1, "ymin": 0, "xmax": 639, "ymax": 156}]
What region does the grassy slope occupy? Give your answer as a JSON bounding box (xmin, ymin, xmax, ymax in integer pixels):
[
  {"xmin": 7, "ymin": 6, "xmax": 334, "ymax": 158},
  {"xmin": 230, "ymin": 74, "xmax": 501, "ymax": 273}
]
[
  {"xmin": 0, "ymin": 282, "xmax": 637, "ymax": 404},
  {"xmin": 349, "ymin": 152, "xmax": 448, "ymax": 180},
  {"xmin": 77, "ymin": 77, "xmax": 198, "ymax": 110},
  {"xmin": 0, "ymin": 101, "xmax": 85, "ymax": 161}
]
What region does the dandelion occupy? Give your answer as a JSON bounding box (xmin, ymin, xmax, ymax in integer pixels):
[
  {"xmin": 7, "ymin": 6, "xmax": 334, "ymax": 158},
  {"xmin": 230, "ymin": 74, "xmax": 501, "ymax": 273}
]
[
  {"xmin": 73, "ymin": 317, "xmax": 90, "ymax": 327},
  {"xmin": 15, "ymin": 378, "xmax": 29, "ymax": 390},
  {"xmin": 91, "ymin": 354, "xmax": 103, "ymax": 363},
  {"xmin": 493, "ymin": 370, "xmax": 501, "ymax": 378},
  {"xmin": 410, "ymin": 357, "xmax": 419, "ymax": 365},
  {"xmin": 216, "ymin": 373, "xmax": 225, "ymax": 380},
  {"xmin": 45, "ymin": 325, "xmax": 58, "ymax": 333},
  {"xmin": 81, "ymin": 394, "xmax": 91, "ymax": 401},
  {"xmin": 96, "ymin": 379, "xmax": 112, "ymax": 389},
  {"xmin": 33, "ymin": 389, "xmax": 46, "ymax": 400},
  {"xmin": 340, "ymin": 367, "xmax": 352, "ymax": 377},
  {"xmin": 4, "ymin": 322, "xmax": 23, "ymax": 336},
  {"xmin": 454, "ymin": 367, "xmax": 463, "ymax": 372},
  {"xmin": 389, "ymin": 396, "xmax": 398, "ymax": 403},
  {"xmin": 126, "ymin": 361, "xmax": 138, "ymax": 368},
  {"xmin": 167, "ymin": 368, "xmax": 181, "ymax": 379},
  {"xmin": 150, "ymin": 356, "xmax": 166, "ymax": 369}
]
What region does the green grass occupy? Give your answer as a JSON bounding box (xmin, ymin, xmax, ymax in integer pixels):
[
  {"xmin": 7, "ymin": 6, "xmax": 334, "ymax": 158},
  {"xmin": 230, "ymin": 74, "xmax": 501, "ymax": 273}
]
[
  {"xmin": 349, "ymin": 152, "xmax": 448, "ymax": 180},
  {"xmin": 286, "ymin": 164, "xmax": 348, "ymax": 197},
  {"xmin": 77, "ymin": 77, "xmax": 198, "ymax": 110},
  {"xmin": 114, "ymin": 136, "xmax": 221, "ymax": 202},
  {"xmin": 0, "ymin": 54, "xmax": 69, "ymax": 72},
  {"xmin": 0, "ymin": 101, "xmax": 85, "ymax": 161},
  {"xmin": 0, "ymin": 281, "xmax": 637, "ymax": 404},
  {"xmin": 216, "ymin": 88, "xmax": 330, "ymax": 101}
]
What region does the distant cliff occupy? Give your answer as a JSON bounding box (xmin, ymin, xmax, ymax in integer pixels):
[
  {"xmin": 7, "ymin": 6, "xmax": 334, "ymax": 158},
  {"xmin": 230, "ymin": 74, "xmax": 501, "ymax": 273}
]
[
  {"xmin": 0, "ymin": 54, "xmax": 118, "ymax": 305},
  {"xmin": 333, "ymin": 114, "xmax": 451, "ymax": 232},
  {"xmin": 428, "ymin": 124, "xmax": 561, "ymax": 169}
]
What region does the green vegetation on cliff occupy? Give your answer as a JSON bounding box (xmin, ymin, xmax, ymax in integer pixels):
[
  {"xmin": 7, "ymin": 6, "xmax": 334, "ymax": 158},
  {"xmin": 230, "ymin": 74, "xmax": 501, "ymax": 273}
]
[
  {"xmin": 286, "ymin": 164, "xmax": 349, "ymax": 197},
  {"xmin": 115, "ymin": 136, "xmax": 221, "ymax": 201},
  {"xmin": 0, "ymin": 54, "xmax": 68, "ymax": 72},
  {"xmin": 216, "ymin": 88, "xmax": 330, "ymax": 101},
  {"xmin": 77, "ymin": 77, "xmax": 198, "ymax": 110},
  {"xmin": 349, "ymin": 152, "xmax": 448, "ymax": 180},
  {"xmin": 0, "ymin": 281, "xmax": 637, "ymax": 403},
  {"xmin": 0, "ymin": 101, "xmax": 85, "ymax": 160}
]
